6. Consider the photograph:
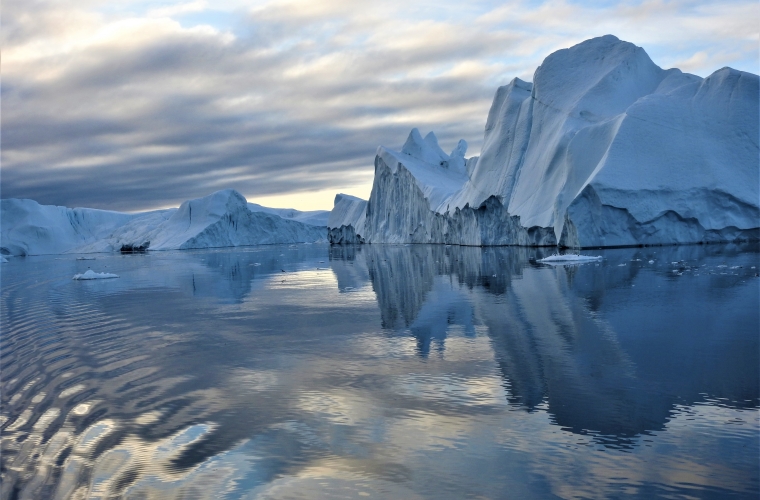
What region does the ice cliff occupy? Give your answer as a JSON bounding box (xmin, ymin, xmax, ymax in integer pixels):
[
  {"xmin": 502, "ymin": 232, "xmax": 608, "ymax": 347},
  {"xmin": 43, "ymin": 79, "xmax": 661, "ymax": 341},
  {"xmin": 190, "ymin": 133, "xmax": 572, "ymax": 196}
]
[
  {"xmin": 0, "ymin": 190, "xmax": 327, "ymax": 256},
  {"xmin": 329, "ymin": 35, "xmax": 759, "ymax": 248}
]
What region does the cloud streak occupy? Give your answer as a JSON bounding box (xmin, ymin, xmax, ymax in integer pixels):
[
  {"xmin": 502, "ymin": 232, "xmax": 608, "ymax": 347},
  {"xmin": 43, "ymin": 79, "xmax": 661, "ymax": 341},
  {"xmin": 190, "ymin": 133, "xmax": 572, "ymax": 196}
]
[{"xmin": 2, "ymin": 0, "xmax": 758, "ymax": 211}]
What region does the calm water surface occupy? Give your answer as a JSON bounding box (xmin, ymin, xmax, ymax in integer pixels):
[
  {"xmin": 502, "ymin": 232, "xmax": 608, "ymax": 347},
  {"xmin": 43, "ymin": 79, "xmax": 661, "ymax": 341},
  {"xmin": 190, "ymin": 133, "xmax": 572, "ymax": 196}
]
[{"xmin": 1, "ymin": 243, "xmax": 758, "ymax": 499}]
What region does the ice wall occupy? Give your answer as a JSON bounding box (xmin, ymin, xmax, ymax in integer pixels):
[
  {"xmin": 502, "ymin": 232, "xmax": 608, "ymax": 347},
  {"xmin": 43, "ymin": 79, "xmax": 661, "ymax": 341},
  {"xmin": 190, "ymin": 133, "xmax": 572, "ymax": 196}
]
[
  {"xmin": 328, "ymin": 35, "xmax": 759, "ymax": 248},
  {"xmin": 327, "ymin": 194, "xmax": 368, "ymax": 244}
]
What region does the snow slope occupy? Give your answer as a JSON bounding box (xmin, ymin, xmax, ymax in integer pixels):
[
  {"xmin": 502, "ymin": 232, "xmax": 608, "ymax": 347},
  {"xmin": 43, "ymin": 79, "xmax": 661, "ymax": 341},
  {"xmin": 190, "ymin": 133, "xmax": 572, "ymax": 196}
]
[
  {"xmin": 1, "ymin": 190, "xmax": 327, "ymax": 256},
  {"xmin": 247, "ymin": 203, "xmax": 330, "ymax": 227},
  {"xmin": 329, "ymin": 35, "xmax": 759, "ymax": 248}
]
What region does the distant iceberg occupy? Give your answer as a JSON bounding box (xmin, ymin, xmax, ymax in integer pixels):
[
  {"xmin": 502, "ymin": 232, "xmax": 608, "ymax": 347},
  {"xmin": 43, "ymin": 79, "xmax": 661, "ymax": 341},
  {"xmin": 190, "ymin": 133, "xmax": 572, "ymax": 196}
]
[
  {"xmin": 73, "ymin": 270, "xmax": 119, "ymax": 280},
  {"xmin": 1, "ymin": 190, "xmax": 327, "ymax": 256},
  {"xmin": 328, "ymin": 35, "xmax": 759, "ymax": 248}
]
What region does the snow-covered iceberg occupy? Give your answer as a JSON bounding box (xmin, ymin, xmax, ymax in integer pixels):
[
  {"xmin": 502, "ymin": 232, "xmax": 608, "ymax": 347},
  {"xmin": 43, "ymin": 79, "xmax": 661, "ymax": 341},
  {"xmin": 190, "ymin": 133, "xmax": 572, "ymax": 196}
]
[
  {"xmin": 1, "ymin": 190, "xmax": 327, "ymax": 256},
  {"xmin": 329, "ymin": 35, "xmax": 759, "ymax": 248}
]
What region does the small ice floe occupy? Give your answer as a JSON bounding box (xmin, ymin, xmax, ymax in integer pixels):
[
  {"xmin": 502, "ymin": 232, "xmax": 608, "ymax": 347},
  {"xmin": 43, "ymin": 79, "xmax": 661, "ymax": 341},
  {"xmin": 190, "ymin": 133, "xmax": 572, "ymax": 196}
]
[
  {"xmin": 72, "ymin": 270, "xmax": 119, "ymax": 280},
  {"xmin": 253, "ymin": 263, "xmax": 261, "ymax": 266},
  {"xmin": 1, "ymin": 256, "xmax": 8, "ymax": 263},
  {"xmin": 538, "ymin": 254, "xmax": 602, "ymax": 264},
  {"xmin": 717, "ymin": 265, "xmax": 728, "ymax": 268},
  {"xmin": 648, "ymin": 260, "xmax": 655, "ymax": 264},
  {"xmin": 631, "ymin": 259, "xmax": 641, "ymax": 262},
  {"xmin": 618, "ymin": 263, "xmax": 627, "ymax": 267}
]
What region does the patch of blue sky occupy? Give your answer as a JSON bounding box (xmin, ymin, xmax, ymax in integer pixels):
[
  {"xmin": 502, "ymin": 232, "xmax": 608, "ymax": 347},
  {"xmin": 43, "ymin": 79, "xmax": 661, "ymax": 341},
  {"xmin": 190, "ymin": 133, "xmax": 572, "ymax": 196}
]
[{"xmin": 174, "ymin": 10, "xmax": 239, "ymax": 33}]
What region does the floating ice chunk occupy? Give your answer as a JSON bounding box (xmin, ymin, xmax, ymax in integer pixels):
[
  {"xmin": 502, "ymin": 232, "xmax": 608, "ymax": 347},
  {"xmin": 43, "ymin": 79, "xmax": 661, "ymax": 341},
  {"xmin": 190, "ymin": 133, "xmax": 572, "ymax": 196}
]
[
  {"xmin": 1, "ymin": 256, "xmax": 7, "ymax": 263},
  {"xmin": 538, "ymin": 254, "xmax": 603, "ymax": 263},
  {"xmin": 72, "ymin": 270, "xmax": 119, "ymax": 280},
  {"xmin": 648, "ymin": 260, "xmax": 655, "ymax": 264}
]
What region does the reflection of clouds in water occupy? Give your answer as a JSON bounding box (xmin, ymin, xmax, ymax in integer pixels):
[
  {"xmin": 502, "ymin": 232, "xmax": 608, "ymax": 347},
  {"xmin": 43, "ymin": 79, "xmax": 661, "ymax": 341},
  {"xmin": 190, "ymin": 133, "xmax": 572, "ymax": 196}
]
[
  {"xmin": 247, "ymin": 268, "xmax": 378, "ymax": 310},
  {"xmin": 297, "ymin": 391, "xmax": 374, "ymax": 427},
  {"xmin": 386, "ymin": 410, "xmax": 481, "ymax": 453},
  {"xmin": 253, "ymin": 463, "xmax": 425, "ymax": 500},
  {"xmin": 501, "ymin": 403, "xmax": 760, "ymax": 499},
  {"xmin": 394, "ymin": 374, "xmax": 507, "ymax": 407},
  {"xmin": 349, "ymin": 334, "xmax": 419, "ymax": 359},
  {"xmin": 1, "ymin": 244, "xmax": 757, "ymax": 498},
  {"xmin": 441, "ymin": 334, "xmax": 494, "ymax": 362},
  {"xmin": 231, "ymin": 369, "xmax": 280, "ymax": 393}
]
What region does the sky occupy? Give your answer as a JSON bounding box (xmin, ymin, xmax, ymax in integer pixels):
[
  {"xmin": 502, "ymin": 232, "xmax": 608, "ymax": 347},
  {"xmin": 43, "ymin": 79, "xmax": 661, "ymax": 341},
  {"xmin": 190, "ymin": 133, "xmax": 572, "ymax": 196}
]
[{"xmin": 3, "ymin": 0, "xmax": 758, "ymax": 212}]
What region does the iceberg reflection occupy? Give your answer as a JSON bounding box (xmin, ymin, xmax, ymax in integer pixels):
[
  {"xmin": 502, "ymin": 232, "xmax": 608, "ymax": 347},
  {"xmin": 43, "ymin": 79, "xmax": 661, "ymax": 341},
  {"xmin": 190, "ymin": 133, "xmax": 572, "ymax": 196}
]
[{"xmin": 359, "ymin": 243, "xmax": 758, "ymax": 442}]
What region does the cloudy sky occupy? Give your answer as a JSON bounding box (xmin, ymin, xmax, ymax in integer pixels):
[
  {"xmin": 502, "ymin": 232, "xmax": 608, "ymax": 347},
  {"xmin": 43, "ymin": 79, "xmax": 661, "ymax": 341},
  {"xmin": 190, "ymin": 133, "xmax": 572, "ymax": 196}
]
[{"xmin": 3, "ymin": 0, "xmax": 758, "ymax": 212}]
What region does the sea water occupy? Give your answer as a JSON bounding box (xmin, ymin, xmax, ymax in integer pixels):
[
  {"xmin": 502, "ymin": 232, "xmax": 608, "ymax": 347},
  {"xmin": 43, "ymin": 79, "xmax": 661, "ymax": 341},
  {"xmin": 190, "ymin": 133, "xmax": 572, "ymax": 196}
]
[{"xmin": 1, "ymin": 243, "xmax": 758, "ymax": 499}]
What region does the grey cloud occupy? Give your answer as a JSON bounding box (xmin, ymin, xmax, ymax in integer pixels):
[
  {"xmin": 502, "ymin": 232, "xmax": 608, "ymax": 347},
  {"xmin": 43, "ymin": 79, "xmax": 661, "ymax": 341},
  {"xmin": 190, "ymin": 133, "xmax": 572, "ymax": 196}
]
[
  {"xmin": 2, "ymin": 15, "xmax": 498, "ymax": 210},
  {"xmin": 4, "ymin": 0, "xmax": 755, "ymax": 211}
]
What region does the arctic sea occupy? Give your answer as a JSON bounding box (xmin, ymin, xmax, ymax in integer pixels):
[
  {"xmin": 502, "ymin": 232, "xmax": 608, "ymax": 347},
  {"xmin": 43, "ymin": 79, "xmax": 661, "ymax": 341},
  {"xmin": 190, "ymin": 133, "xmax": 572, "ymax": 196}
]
[{"xmin": 1, "ymin": 243, "xmax": 758, "ymax": 499}]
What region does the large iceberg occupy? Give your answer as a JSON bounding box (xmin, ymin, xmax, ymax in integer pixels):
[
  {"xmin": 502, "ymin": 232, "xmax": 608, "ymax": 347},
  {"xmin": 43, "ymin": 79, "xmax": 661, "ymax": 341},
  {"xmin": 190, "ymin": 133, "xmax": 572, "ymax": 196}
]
[
  {"xmin": 329, "ymin": 35, "xmax": 759, "ymax": 248},
  {"xmin": 0, "ymin": 190, "xmax": 327, "ymax": 256}
]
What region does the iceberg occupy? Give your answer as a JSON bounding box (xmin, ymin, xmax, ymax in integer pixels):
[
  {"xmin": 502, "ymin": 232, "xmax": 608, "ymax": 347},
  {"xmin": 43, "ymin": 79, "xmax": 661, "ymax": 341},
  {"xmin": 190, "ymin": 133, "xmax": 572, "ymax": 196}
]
[
  {"xmin": 246, "ymin": 203, "xmax": 330, "ymax": 227},
  {"xmin": 538, "ymin": 254, "xmax": 603, "ymax": 264},
  {"xmin": 328, "ymin": 35, "xmax": 759, "ymax": 248},
  {"xmin": 1, "ymin": 190, "xmax": 327, "ymax": 256},
  {"xmin": 327, "ymin": 194, "xmax": 368, "ymax": 244},
  {"xmin": 72, "ymin": 270, "xmax": 119, "ymax": 280}
]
